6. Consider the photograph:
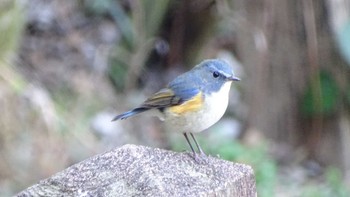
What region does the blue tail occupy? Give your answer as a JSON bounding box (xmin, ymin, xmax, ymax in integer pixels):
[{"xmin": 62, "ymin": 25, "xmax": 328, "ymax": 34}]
[{"xmin": 111, "ymin": 108, "xmax": 149, "ymax": 121}]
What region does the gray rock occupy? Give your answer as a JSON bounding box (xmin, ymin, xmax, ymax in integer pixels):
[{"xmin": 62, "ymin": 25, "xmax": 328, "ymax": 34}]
[{"xmin": 16, "ymin": 144, "xmax": 256, "ymax": 197}]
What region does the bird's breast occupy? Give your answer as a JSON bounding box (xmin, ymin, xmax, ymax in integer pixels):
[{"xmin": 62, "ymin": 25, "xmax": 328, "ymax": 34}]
[{"xmin": 164, "ymin": 82, "xmax": 232, "ymax": 133}]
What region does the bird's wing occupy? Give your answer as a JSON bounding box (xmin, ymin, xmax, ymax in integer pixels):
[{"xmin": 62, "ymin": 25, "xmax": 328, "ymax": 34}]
[
  {"xmin": 141, "ymin": 87, "xmax": 200, "ymax": 109},
  {"xmin": 112, "ymin": 87, "xmax": 200, "ymax": 121}
]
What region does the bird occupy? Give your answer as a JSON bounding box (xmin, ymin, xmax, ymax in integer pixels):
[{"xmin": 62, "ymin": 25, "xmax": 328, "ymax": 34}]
[{"xmin": 112, "ymin": 59, "xmax": 240, "ymax": 161}]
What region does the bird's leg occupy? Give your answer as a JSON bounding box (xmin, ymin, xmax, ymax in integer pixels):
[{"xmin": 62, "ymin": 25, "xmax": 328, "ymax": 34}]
[
  {"xmin": 183, "ymin": 133, "xmax": 207, "ymax": 164},
  {"xmin": 190, "ymin": 133, "xmax": 206, "ymax": 157},
  {"xmin": 183, "ymin": 133, "xmax": 196, "ymax": 156}
]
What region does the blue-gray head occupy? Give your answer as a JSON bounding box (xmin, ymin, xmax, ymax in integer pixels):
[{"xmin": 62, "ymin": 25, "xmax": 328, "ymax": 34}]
[{"xmin": 192, "ymin": 59, "xmax": 240, "ymax": 94}]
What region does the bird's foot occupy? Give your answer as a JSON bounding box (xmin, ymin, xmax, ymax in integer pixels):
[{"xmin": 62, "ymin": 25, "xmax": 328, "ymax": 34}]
[{"xmin": 192, "ymin": 152, "xmax": 208, "ymax": 164}]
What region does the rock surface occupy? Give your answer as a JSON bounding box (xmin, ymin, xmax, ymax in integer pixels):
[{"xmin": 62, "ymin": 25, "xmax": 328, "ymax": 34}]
[{"xmin": 17, "ymin": 144, "xmax": 256, "ymax": 197}]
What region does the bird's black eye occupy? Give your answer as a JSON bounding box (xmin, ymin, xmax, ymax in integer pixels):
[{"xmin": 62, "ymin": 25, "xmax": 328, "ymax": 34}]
[{"xmin": 213, "ymin": 71, "xmax": 220, "ymax": 78}]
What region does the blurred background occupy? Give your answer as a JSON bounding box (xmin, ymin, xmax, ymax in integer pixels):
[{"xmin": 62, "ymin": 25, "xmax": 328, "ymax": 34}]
[{"xmin": 1, "ymin": 0, "xmax": 350, "ymax": 196}]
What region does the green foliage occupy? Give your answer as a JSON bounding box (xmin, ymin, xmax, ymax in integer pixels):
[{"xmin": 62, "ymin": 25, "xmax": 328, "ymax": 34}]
[
  {"xmin": 108, "ymin": 58, "xmax": 128, "ymax": 91},
  {"xmin": 300, "ymin": 167, "xmax": 350, "ymax": 197},
  {"xmin": 301, "ymin": 71, "xmax": 339, "ymax": 117},
  {"xmin": 83, "ymin": 0, "xmax": 170, "ymax": 90},
  {"xmin": 325, "ymin": 167, "xmax": 350, "ymax": 197},
  {"xmin": 82, "ymin": 0, "xmax": 112, "ymax": 15},
  {"xmin": 208, "ymin": 140, "xmax": 277, "ymax": 197},
  {"xmin": 0, "ymin": 0, "xmax": 25, "ymax": 61},
  {"xmin": 0, "ymin": 0, "xmax": 26, "ymax": 92}
]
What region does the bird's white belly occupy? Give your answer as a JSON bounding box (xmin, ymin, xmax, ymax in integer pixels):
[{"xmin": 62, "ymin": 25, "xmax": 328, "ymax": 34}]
[{"xmin": 164, "ymin": 82, "xmax": 232, "ymax": 133}]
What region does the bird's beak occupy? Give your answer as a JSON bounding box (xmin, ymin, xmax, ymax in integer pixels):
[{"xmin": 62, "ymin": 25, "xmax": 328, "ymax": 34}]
[{"xmin": 227, "ymin": 75, "xmax": 240, "ymax": 81}]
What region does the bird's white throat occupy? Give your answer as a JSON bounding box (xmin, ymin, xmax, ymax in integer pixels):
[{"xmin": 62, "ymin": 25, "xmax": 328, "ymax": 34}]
[{"xmin": 201, "ymin": 81, "xmax": 232, "ymax": 128}]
